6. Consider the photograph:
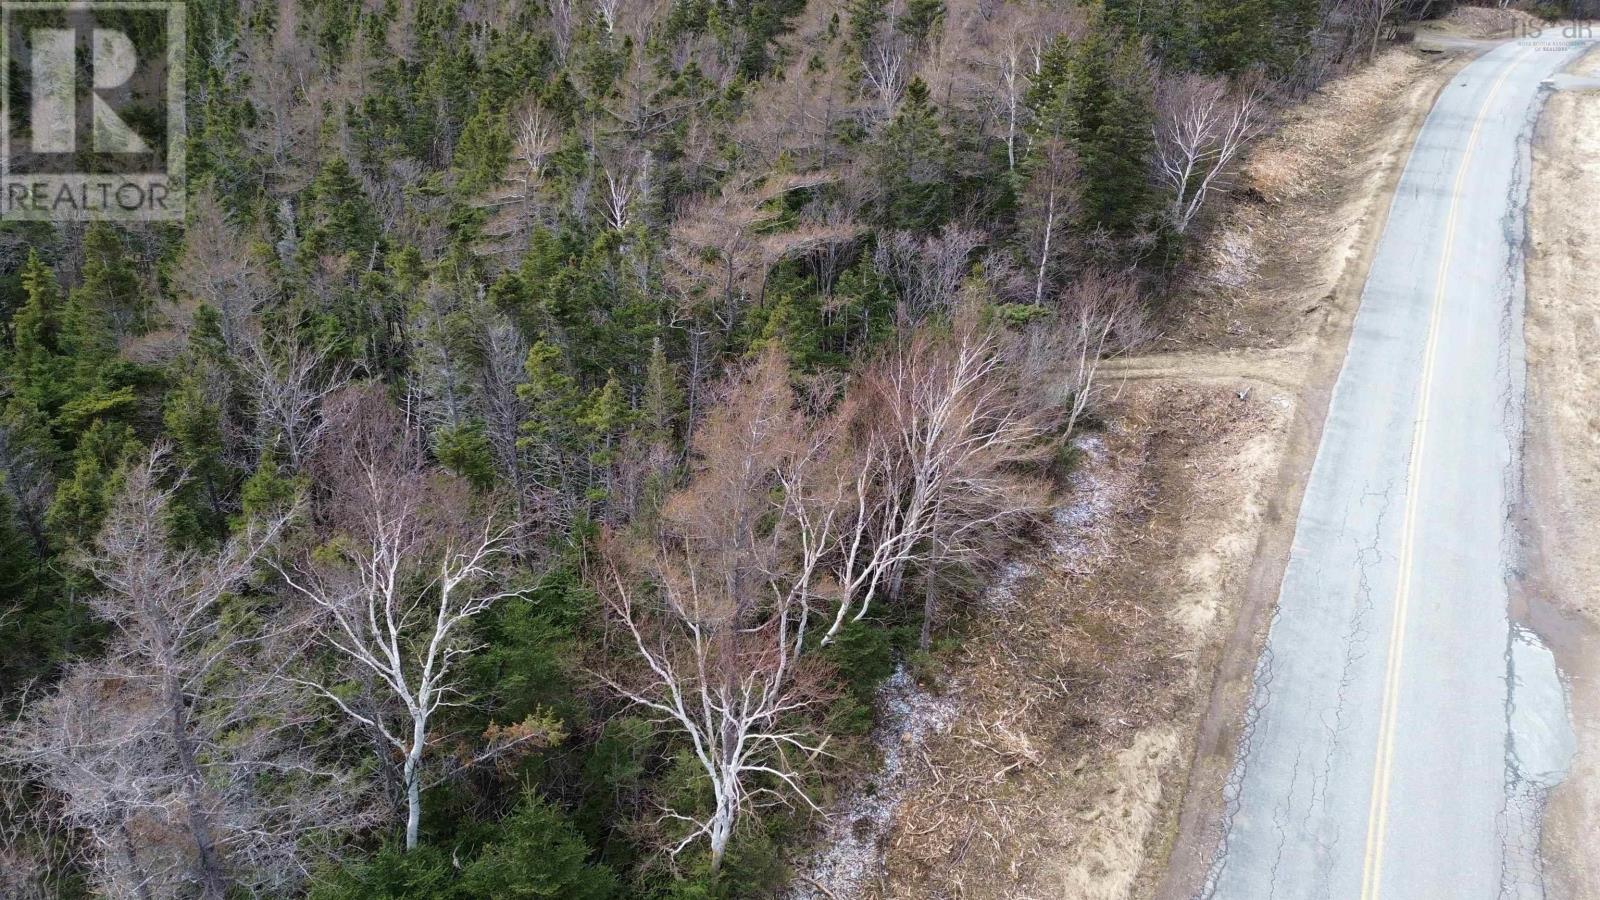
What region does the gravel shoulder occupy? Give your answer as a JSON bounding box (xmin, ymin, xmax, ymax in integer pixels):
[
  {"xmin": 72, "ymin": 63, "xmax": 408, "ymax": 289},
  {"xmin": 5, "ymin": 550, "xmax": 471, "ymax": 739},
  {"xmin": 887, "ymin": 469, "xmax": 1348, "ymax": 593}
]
[
  {"xmin": 1524, "ymin": 46, "xmax": 1600, "ymax": 900},
  {"xmin": 790, "ymin": 42, "xmax": 1478, "ymax": 900}
]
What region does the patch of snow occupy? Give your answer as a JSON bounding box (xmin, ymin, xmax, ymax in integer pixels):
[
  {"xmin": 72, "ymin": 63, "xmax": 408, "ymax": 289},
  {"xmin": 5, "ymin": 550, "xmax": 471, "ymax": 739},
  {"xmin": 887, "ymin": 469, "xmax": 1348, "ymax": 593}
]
[
  {"xmin": 788, "ymin": 431, "xmax": 1131, "ymax": 897},
  {"xmin": 787, "ymin": 668, "xmax": 958, "ymax": 899},
  {"xmin": 1050, "ymin": 433, "xmax": 1137, "ymax": 568}
]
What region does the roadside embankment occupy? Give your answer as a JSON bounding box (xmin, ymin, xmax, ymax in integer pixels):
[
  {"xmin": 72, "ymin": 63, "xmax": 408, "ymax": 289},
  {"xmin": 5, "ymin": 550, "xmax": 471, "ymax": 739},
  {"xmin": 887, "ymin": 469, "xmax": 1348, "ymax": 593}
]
[{"xmin": 1524, "ymin": 45, "xmax": 1600, "ymax": 900}]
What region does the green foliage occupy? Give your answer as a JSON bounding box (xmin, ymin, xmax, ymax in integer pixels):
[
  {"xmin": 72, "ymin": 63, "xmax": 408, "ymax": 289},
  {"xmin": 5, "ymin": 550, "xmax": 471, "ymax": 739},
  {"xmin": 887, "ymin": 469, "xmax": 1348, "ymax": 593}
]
[
  {"xmin": 576, "ymin": 716, "xmax": 655, "ymax": 852},
  {"xmin": 870, "ymin": 79, "xmax": 954, "ymax": 233},
  {"xmin": 44, "ymin": 420, "xmax": 142, "ymax": 545},
  {"xmin": 460, "ymin": 795, "xmax": 620, "ymax": 899},
  {"xmin": 820, "ymin": 619, "xmax": 899, "ymax": 702},
  {"xmin": 238, "ymin": 446, "xmax": 302, "ymax": 523},
  {"xmin": 311, "ymin": 796, "xmax": 617, "ymax": 900},
  {"xmin": 456, "ymin": 101, "xmax": 514, "ymax": 196},
  {"xmin": 309, "ymin": 844, "xmax": 459, "ymax": 900},
  {"xmin": 163, "ymin": 373, "xmax": 237, "ymax": 543},
  {"xmin": 469, "ymin": 567, "xmax": 595, "ymax": 725},
  {"xmin": 435, "ymin": 421, "xmax": 497, "ymax": 490},
  {"xmin": 0, "ymin": 475, "xmax": 45, "ymax": 691},
  {"xmin": 1193, "ymin": 0, "xmax": 1275, "ymax": 75},
  {"xmin": 73, "ymin": 225, "xmax": 147, "ymax": 338},
  {"xmin": 0, "ymin": 0, "xmax": 1334, "ymax": 889},
  {"xmin": 8, "ymin": 253, "xmax": 68, "ymax": 411},
  {"xmin": 302, "ymin": 156, "xmax": 382, "ymax": 263},
  {"xmin": 901, "ymin": 0, "xmax": 945, "ymax": 44},
  {"xmin": 1029, "ymin": 22, "xmax": 1159, "ymax": 249}
]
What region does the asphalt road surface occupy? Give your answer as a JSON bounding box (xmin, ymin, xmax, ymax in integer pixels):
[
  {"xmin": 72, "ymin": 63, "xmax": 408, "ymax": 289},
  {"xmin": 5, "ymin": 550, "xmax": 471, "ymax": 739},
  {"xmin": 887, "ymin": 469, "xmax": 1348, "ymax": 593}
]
[{"xmin": 1203, "ymin": 36, "xmax": 1589, "ymax": 900}]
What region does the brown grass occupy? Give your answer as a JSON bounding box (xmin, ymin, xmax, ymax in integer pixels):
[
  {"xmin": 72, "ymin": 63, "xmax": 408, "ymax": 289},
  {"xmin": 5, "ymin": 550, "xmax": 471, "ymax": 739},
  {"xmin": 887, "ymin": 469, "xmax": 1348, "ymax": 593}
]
[
  {"xmin": 1175, "ymin": 48, "xmax": 1456, "ymax": 350},
  {"xmin": 1523, "ymin": 45, "xmax": 1600, "ymax": 900},
  {"xmin": 853, "ymin": 382, "xmax": 1291, "ymax": 900},
  {"xmin": 792, "ymin": 38, "xmax": 1473, "ymax": 900}
]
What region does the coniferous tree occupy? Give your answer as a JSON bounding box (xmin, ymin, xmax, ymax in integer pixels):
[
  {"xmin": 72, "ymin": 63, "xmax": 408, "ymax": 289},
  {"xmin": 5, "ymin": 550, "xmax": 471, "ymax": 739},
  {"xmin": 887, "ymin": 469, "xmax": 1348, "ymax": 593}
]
[
  {"xmin": 1030, "ymin": 23, "xmax": 1160, "ymax": 252},
  {"xmin": 871, "ymin": 79, "xmax": 954, "ymax": 234}
]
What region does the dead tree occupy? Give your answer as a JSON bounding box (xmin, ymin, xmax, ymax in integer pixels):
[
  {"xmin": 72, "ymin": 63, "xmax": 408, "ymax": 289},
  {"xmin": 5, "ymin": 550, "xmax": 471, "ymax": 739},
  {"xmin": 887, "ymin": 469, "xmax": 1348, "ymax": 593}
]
[
  {"xmin": 237, "ymin": 328, "xmax": 351, "ymax": 470},
  {"xmin": 595, "ymin": 351, "xmax": 832, "ymax": 872},
  {"xmin": 277, "ymin": 388, "xmax": 519, "ymax": 851},
  {"xmin": 1, "ymin": 447, "xmax": 339, "ymax": 899},
  {"xmin": 1153, "ymin": 73, "xmax": 1271, "ymax": 234}
]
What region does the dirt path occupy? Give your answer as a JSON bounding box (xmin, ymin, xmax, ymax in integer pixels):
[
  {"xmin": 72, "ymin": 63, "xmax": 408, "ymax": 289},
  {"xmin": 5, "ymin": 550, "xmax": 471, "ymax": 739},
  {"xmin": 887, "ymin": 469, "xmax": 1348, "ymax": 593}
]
[
  {"xmin": 788, "ymin": 37, "xmax": 1486, "ymax": 900},
  {"xmin": 1523, "ymin": 47, "xmax": 1600, "ymax": 900},
  {"xmin": 1130, "ymin": 45, "xmax": 1476, "ymax": 900},
  {"xmin": 810, "ymin": 43, "xmax": 1476, "ymax": 900}
]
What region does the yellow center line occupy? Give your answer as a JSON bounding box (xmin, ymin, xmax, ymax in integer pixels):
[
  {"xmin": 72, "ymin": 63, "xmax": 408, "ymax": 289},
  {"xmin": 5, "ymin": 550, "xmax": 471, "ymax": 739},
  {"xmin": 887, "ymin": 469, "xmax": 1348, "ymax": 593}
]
[{"xmin": 1357, "ymin": 44, "xmax": 1537, "ymax": 900}]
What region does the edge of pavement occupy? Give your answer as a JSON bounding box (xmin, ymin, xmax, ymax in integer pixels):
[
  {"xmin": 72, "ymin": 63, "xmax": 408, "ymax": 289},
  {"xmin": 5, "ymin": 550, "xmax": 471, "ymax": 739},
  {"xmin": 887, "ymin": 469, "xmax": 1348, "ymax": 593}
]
[{"xmin": 1146, "ymin": 42, "xmax": 1486, "ymax": 900}]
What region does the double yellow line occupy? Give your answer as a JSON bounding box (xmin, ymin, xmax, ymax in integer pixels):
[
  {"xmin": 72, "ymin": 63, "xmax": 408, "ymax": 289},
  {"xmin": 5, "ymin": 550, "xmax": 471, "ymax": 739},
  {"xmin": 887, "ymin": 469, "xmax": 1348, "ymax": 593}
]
[{"xmin": 1357, "ymin": 45, "xmax": 1536, "ymax": 900}]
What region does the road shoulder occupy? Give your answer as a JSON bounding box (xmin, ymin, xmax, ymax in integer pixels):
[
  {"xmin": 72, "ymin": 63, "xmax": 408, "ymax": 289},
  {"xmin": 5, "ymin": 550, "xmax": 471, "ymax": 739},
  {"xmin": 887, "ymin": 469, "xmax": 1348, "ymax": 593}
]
[
  {"xmin": 1524, "ymin": 45, "xmax": 1600, "ymax": 900},
  {"xmin": 1141, "ymin": 45, "xmax": 1475, "ymax": 900}
]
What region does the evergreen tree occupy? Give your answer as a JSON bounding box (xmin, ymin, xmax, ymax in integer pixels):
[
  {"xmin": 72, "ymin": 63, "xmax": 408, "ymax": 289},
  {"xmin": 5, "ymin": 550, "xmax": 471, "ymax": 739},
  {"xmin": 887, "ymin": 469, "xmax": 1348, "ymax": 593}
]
[
  {"xmin": 237, "ymin": 444, "xmax": 300, "ymax": 524},
  {"xmin": 1194, "ymin": 0, "xmax": 1275, "ymax": 74},
  {"xmin": 455, "ymin": 101, "xmax": 513, "ymax": 196},
  {"xmin": 44, "ymin": 419, "xmax": 142, "ymax": 545},
  {"xmin": 72, "ymin": 224, "xmax": 146, "ymax": 339},
  {"xmin": 640, "ymin": 337, "xmax": 683, "ymax": 447},
  {"xmin": 1029, "ymin": 23, "xmax": 1159, "ymax": 249},
  {"xmin": 162, "ymin": 372, "xmax": 237, "ymax": 543},
  {"xmin": 436, "ymin": 420, "xmax": 497, "ymax": 490},
  {"xmin": 871, "ymin": 79, "xmax": 954, "ymax": 233},
  {"xmin": 460, "ymin": 795, "xmax": 619, "ymax": 899},
  {"xmin": 301, "ymin": 156, "xmax": 382, "ymax": 263},
  {"xmin": 6, "ymin": 252, "xmax": 69, "ymax": 416}
]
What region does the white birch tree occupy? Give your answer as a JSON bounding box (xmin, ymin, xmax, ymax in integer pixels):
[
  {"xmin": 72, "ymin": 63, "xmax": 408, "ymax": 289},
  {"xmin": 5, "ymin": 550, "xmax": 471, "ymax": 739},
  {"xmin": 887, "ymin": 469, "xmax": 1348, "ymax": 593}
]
[{"xmin": 275, "ymin": 388, "xmax": 520, "ymax": 851}]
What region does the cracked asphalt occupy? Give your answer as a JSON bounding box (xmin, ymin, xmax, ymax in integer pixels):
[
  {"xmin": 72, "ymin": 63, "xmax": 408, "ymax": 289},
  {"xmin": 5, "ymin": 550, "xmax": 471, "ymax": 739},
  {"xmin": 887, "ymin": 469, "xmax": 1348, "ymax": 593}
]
[{"xmin": 1203, "ymin": 36, "xmax": 1587, "ymax": 900}]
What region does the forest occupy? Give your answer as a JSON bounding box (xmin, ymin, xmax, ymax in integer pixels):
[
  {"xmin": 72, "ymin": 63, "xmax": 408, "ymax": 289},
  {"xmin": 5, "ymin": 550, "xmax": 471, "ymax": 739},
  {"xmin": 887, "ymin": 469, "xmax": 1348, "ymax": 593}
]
[{"xmin": 0, "ymin": 0, "xmax": 1461, "ymax": 896}]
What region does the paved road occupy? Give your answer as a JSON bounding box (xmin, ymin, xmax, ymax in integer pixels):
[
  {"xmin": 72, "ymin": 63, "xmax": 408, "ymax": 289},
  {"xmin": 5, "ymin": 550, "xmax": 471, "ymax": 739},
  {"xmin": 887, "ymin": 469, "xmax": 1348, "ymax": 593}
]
[{"xmin": 1204, "ymin": 37, "xmax": 1588, "ymax": 900}]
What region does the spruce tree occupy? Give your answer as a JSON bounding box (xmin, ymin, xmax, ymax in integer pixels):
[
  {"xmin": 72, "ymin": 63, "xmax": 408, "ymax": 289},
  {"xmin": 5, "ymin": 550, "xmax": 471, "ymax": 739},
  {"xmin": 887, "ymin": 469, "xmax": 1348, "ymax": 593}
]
[
  {"xmin": 7, "ymin": 252, "xmax": 69, "ymax": 415},
  {"xmin": 871, "ymin": 78, "xmax": 954, "ymax": 233},
  {"xmin": 1029, "ymin": 23, "xmax": 1159, "ymax": 249}
]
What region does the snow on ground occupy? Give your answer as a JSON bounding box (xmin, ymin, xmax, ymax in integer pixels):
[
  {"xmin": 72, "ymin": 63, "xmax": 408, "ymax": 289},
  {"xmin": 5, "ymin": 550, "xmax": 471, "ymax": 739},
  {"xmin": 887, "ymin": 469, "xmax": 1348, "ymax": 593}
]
[{"xmin": 789, "ymin": 432, "xmax": 1130, "ymax": 897}]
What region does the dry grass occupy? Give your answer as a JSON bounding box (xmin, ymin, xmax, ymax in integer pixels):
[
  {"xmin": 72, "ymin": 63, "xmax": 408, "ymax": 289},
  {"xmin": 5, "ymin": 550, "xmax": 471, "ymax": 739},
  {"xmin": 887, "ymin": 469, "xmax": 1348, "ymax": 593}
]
[
  {"xmin": 830, "ymin": 383, "xmax": 1293, "ymax": 900},
  {"xmin": 1523, "ymin": 47, "xmax": 1600, "ymax": 900},
  {"xmin": 790, "ymin": 36, "xmax": 1467, "ymax": 900},
  {"xmin": 1434, "ymin": 5, "xmax": 1542, "ymax": 39},
  {"xmin": 1176, "ymin": 48, "xmax": 1454, "ymax": 350}
]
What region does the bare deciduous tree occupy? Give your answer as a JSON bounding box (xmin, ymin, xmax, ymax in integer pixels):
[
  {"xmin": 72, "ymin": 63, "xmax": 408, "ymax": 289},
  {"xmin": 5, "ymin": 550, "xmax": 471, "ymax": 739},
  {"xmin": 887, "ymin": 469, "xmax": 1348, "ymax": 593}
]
[
  {"xmin": 276, "ymin": 388, "xmax": 521, "ymax": 851},
  {"xmin": 1354, "ymin": 0, "xmax": 1404, "ymax": 59},
  {"xmin": 600, "ymin": 151, "xmax": 650, "ymax": 232},
  {"xmin": 1048, "ymin": 270, "xmax": 1153, "ymax": 437},
  {"xmin": 596, "ymin": 352, "xmax": 833, "ymax": 872},
  {"xmin": 969, "ymin": 2, "xmax": 1079, "ymax": 171},
  {"xmin": 237, "ymin": 328, "xmax": 352, "ymax": 470},
  {"xmin": 3, "ymin": 448, "xmax": 352, "ymax": 899},
  {"xmin": 1017, "ymin": 137, "xmax": 1081, "ymax": 303},
  {"xmin": 822, "ymin": 317, "xmax": 1055, "ymax": 646},
  {"xmin": 864, "ymin": 34, "xmax": 910, "ymax": 122},
  {"xmin": 871, "ymin": 225, "xmax": 984, "ymax": 322},
  {"xmin": 169, "ymin": 191, "xmax": 273, "ymax": 353},
  {"xmin": 596, "ymin": 0, "xmax": 622, "ymax": 33},
  {"xmin": 1153, "ymin": 73, "xmax": 1272, "ymax": 234}
]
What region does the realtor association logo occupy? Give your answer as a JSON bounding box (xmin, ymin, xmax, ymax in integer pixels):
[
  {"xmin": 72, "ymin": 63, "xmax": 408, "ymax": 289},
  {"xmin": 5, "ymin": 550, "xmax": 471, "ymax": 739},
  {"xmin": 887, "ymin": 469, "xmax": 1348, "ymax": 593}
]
[{"xmin": 1, "ymin": 1, "xmax": 185, "ymax": 221}]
